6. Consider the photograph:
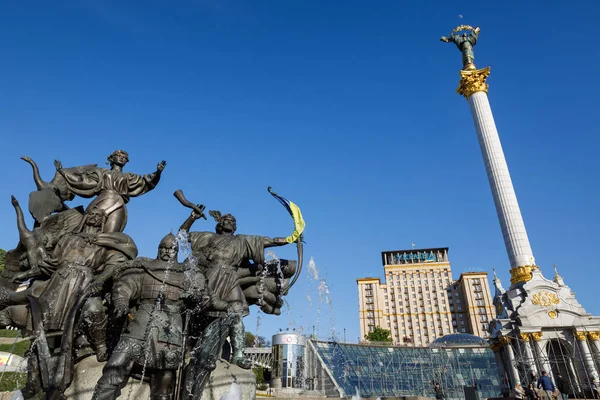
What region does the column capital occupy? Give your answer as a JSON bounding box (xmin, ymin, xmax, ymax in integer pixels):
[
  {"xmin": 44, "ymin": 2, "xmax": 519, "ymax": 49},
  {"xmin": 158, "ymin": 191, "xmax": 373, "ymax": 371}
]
[
  {"xmin": 498, "ymin": 336, "xmax": 511, "ymax": 346},
  {"xmin": 588, "ymin": 332, "xmax": 600, "ymax": 341},
  {"xmin": 519, "ymin": 333, "xmax": 531, "ymax": 341},
  {"xmin": 490, "ymin": 342, "xmax": 503, "ymax": 352},
  {"xmin": 510, "ymin": 265, "xmax": 539, "ymax": 285},
  {"xmin": 457, "ymin": 66, "xmax": 491, "ymax": 99},
  {"xmin": 531, "ymin": 332, "xmax": 543, "ymax": 341},
  {"xmin": 575, "ymin": 331, "xmax": 588, "ymax": 341}
]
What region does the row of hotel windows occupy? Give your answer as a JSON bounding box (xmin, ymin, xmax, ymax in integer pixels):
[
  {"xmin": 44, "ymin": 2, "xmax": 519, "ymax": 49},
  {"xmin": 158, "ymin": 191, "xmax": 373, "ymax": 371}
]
[{"xmin": 365, "ymin": 309, "xmax": 489, "ymax": 322}]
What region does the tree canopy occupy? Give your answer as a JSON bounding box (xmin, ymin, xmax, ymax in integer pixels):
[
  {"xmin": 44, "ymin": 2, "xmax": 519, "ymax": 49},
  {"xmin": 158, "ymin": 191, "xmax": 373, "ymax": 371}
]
[
  {"xmin": 245, "ymin": 331, "xmax": 269, "ymax": 348},
  {"xmin": 365, "ymin": 326, "xmax": 392, "ymax": 343}
]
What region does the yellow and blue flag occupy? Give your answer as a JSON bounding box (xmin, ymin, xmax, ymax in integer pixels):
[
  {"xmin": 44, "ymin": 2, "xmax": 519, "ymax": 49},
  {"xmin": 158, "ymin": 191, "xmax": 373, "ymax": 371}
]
[{"xmin": 268, "ymin": 187, "xmax": 305, "ymax": 243}]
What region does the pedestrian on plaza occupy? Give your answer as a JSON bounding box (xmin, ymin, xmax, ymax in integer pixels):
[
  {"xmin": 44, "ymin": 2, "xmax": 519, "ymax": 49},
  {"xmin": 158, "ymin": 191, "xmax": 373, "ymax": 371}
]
[
  {"xmin": 513, "ymin": 383, "xmax": 526, "ymax": 399},
  {"xmin": 434, "ymin": 383, "xmax": 445, "ymax": 399},
  {"xmin": 525, "ymin": 383, "xmax": 541, "ymax": 400},
  {"xmin": 537, "ymin": 371, "xmax": 556, "ymax": 400},
  {"xmin": 592, "ymin": 380, "xmax": 600, "ymax": 399},
  {"xmin": 556, "ymin": 374, "xmax": 570, "ymax": 400}
]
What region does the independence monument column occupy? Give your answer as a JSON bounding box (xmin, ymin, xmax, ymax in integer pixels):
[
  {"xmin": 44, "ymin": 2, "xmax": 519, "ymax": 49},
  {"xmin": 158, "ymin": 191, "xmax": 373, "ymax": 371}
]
[{"xmin": 441, "ymin": 25, "xmax": 537, "ymax": 285}]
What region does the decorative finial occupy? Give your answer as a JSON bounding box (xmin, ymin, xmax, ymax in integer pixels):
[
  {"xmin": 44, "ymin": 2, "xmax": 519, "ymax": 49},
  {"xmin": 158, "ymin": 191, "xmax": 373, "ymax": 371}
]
[{"xmin": 553, "ymin": 264, "xmax": 558, "ymax": 277}]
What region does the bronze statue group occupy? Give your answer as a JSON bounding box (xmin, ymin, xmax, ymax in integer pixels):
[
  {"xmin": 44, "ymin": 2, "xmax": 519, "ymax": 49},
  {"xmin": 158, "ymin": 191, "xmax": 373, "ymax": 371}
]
[{"xmin": 0, "ymin": 150, "xmax": 303, "ymax": 400}]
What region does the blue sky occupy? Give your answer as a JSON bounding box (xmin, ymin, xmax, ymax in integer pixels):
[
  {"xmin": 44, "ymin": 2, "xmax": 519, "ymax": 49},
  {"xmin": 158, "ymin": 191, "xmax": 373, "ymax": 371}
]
[{"xmin": 0, "ymin": 1, "xmax": 598, "ymax": 344}]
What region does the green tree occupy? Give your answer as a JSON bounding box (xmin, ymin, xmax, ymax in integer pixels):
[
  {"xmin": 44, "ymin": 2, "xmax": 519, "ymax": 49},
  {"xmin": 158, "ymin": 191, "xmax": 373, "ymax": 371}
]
[
  {"xmin": 0, "ymin": 249, "xmax": 6, "ymax": 274},
  {"xmin": 252, "ymin": 365, "xmax": 265, "ymax": 384},
  {"xmin": 245, "ymin": 331, "xmax": 267, "ymax": 348},
  {"xmin": 365, "ymin": 326, "xmax": 392, "ymax": 343},
  {"xmin": 245, "ymin": 331, "xmax": 256, "ymax": 348}
]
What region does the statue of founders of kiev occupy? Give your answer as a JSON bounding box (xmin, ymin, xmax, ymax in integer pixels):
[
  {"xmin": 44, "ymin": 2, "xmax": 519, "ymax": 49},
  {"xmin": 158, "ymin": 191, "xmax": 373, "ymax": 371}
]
[
  {"xmin": 92, "ymin": 233, "xmax": 228, "ymax": 400},
  {"xmin": 0, "ymin": 203, "xmax": 137, "ymax": 399},
  {"xmin": 179, "ymin": 208, "xmax": 293, "ymax": 369},
  {"xmin": 20, "ymin": 149, "xmax": 165, "ymax": 232}
]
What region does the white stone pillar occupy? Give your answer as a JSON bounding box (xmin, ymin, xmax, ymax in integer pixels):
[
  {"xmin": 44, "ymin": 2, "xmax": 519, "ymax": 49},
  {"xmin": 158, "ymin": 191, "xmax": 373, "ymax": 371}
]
[
  {"xmin": 576, "ymin": 332, "xmax": 599, "ymax": 382},
  {"xmin": 589, "ymin": 333, "xmax": 600, "ymax": 372},
  {"xmin": 531, "ymin": 334, "xmax": 551, "ymax": 376},
  {"xmin": 504, "ymin": 342, "xmax": 521, "ymax": 386},
  {"xmin": 457, "ymin": 67, "xmax": 535, "ymax": 277},
  {"xmin": 520, "ymin": 334, "xmax": 538, "ymax": 377}
]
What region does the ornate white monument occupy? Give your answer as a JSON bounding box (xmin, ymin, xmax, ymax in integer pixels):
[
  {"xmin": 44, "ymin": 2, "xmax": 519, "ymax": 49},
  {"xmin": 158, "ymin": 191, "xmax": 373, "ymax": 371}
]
[{"xmin": 442, "ymin": 25, "xmax": 600, "ymax": 397}]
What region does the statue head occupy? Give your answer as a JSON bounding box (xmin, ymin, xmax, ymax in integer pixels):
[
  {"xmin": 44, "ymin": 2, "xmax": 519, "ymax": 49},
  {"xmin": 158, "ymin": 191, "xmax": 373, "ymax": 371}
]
[
  {"xmin": 81, "ymin": 206, "xmax": 108, "ymax": 231},
  {"xmin": 158, "ymin": 233, "xmax": 179, "ymax": 261},
  {"xmin": 107, "ymin": 150, "xmax": 129, "ymax": 168},
  {"xmin": 210, "ymin": 210, "xmax": 237, "ymax": 234}
]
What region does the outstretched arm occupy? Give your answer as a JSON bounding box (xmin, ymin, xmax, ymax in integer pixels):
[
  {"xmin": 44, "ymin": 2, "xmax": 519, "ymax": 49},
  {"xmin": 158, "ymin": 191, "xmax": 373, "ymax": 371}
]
[
  {"xmin": 263, "ymin": 237, "xmax": 289, "ymax": 248},
  {"xmin": 147, "ymin": 160, "xmax": 166, "ymax": 186},
  {"xmin": 180, "ymin": 208, "xmax": 205, "ymax": 232}
]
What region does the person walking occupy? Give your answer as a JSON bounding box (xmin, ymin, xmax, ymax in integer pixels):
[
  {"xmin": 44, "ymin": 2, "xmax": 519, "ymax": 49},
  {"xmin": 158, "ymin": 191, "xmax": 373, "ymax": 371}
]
[
  {"xmin": 556, "ymin": 374, "xmax": 570, "ymax": 400},
  {"xmin": 525, "ymin": 383, "xmax": 541, "ymax": 400},
  {"xmin": 434, "ymin": 383, "xmax": 446, "ymax": 400},
  {"xmin": 537, "ymin": 371, "xmax": 556, "ymax": 400}
]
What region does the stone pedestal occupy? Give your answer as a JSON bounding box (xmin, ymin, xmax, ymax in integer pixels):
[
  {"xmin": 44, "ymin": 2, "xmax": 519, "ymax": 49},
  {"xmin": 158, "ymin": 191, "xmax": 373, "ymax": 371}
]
[
  {"xmin": 199, "ymin": 359, "xmax": 256, "ymax": 400},
  {"xmin": 62, "ymin": 356, "xmax": 256, "ymax": 400},
  {"xmin": 64, "ymin": 356, "xmax": 150, "ymax": 400}
]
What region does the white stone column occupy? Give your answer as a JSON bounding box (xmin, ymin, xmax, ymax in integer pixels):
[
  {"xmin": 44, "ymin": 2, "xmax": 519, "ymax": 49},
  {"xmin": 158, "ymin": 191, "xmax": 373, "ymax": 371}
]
[
  {"xmin": 532, "ymin": 335, "xmax": 551, "ymax": 376},
  {"xmin": 457, "ymin": 67, "xmax": 535, "ymax": 275},
  {"xmin": 467, "ymin": 90, "xmax": 534, "ymax": 269},
  {"xmin": 589, "ymin": 333, "xmax": 600, "ymax": 372},
  {"xmin": 521, "ymin": 334, "xmax": 538, "ymax": 376},
  {"xmin": 504, "ymin": 342, "xmax": 521, "ymax": 386},
  {"xmin": 576, "ymin": 332, "xmax": 599, "ymax": 382}
]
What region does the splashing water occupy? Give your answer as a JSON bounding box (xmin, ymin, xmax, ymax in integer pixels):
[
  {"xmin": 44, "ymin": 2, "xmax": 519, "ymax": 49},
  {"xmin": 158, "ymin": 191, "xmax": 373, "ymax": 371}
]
[
  {"xmin": 282, "ymin": 299, "xmax": 295, "ymax": 329},
  {"xmin": 177, "ymin": 230, "xmax": 196, "ymax": 266},
  {"xmin": 318, "ymin": 278, "xmax": 335, "ymax": 340},
  {"xmin": 254, "ymin": 311, "xmax": 263, "ymax": 347},
  {"xmin": 305, "ymin": 257, "xmax": 336, "ymax": 340},
  {"xmin": 220, "ymin": 381, "xmax": 242, "ymax": 400},
  {"xmin": 307, "ymin": 257, "xmax": 319, "ymax": 280}
]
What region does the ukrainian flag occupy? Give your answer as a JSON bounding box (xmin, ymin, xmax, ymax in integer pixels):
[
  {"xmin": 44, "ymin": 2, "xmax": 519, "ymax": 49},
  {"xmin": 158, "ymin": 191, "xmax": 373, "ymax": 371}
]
[{"xmin": 268, "ymin": 187, "xmax": 306, "ymax": 243}]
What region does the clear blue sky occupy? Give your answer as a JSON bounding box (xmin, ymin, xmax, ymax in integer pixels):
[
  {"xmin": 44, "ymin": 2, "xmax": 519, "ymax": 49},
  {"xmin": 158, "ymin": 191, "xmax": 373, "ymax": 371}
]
[{"xmin": 1, "ymin": 1, "xmax": 598, "ymax": 344}]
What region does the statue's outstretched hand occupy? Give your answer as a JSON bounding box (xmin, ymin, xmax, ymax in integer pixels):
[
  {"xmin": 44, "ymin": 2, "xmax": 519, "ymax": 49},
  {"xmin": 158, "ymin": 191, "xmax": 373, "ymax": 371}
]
[
  {"xmin": 157, "ymin": 160, "xmax": 167, "ymax": 172},
  {"xmin": 440, "ymin": 36, "xmax": 449, "ymax": 42},
  {"xmin": 191, "ymin": 204, "xmax": 206, "ymax": 220},
  {"xmin": 54, "ymin": 160, "xmax": 63, "ymax": 171}
]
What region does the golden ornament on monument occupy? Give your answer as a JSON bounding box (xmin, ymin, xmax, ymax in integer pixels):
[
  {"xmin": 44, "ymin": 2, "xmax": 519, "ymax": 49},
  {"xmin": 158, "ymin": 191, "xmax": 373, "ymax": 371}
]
[
  {"xmin": 588, "ymin": 332, "xmax": 600, "ymax": 341},
  {"xmin": 510, "ymin": 265, "xmax": 538, "ymax": 285},
  {"xmin": 519, "ymin": 333, "xmax": 531, "ymax": 341},
  {"xmin": 532, "ymin": 291, "xmax": 560, "ymax": 307}
]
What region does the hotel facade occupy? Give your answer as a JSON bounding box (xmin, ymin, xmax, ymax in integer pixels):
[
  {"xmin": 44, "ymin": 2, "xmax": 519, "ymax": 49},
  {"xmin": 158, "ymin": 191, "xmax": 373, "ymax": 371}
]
[{"xmin": 357, "ymin": 247, "xmax": 494, "ymax": 347}]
